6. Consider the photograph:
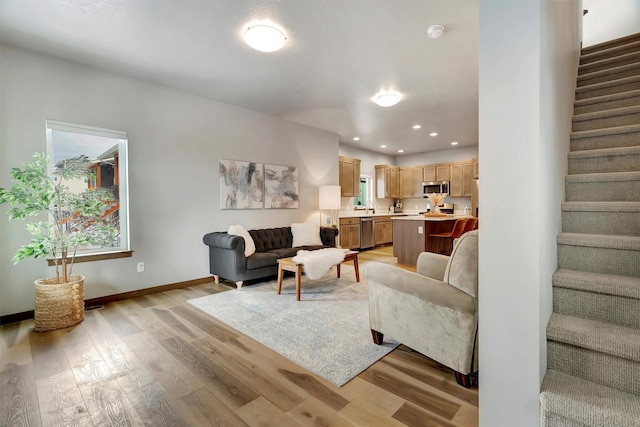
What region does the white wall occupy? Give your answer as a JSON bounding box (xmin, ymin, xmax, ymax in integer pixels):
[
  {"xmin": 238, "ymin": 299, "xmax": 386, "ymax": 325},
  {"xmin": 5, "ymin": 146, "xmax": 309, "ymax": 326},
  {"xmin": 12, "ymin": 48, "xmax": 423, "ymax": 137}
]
[
  {"xmin": 582, "ymin": 0, "xmax": 640, "ymax": 47},
  {"xmin": 0, "ymin": 44, "xmax": 339, "ymax": 317},
  {"xmin": 478, "ymin": 0, "xmax": 580, "ymax": 426}
]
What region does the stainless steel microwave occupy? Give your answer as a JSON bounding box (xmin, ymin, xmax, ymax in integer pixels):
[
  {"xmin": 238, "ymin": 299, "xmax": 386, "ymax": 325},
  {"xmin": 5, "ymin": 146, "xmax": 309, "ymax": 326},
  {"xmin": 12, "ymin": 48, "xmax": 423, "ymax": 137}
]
[{"xmin": 422, "ymin": 181, "xmax": 450, "ymax": 196}]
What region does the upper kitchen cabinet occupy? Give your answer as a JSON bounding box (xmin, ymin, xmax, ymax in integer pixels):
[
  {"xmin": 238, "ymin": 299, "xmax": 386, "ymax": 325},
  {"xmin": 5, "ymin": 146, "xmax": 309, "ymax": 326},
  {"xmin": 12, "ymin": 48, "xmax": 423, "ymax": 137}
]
[
  {"xmin": 375, "ymin": 165, "xmax": 400, "ymax": 199},
  {"xmin": 339, "ymin": 156, "xmax": 361, "ymax": 197},
  {"xmin": 400, "ymin": 167, "xmax": 423, "ymax": 198},
  {"xmin": 473, "ymin": 157, "xmax": 479, "ymax": 178},
  {"xmin": 450, "ymin": 161, "xmax": 475, "ymax": 197},
  {"xmin": 423, "ymin": 164, "xmax": 451, "ymax": 182}
]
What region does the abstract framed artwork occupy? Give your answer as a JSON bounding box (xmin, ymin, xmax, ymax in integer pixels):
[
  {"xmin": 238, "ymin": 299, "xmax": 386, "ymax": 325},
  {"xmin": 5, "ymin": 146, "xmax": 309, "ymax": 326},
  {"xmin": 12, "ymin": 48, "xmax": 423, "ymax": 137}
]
[
  {"xmin": 219, "ymin": 159, "xmax": 264, "ymax": 209},
  {"xmin": 264, "ymin": 164, "xmax": 299, "ymax": 209}
]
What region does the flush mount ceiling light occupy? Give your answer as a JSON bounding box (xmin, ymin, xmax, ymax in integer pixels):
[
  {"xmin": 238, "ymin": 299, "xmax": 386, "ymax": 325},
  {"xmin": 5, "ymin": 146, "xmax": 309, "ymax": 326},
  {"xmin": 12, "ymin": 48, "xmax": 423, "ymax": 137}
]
[
  {"xmin": 430, "ymin": 132, "xmax": 438, "ymax": 137},
  {"xmin": 380, "ymin": 145, "xmax": 387, "ymax": 148},
  {"xmin": 427, "ymin": 24, "xmax": 445, "ymax": 39},
  {"xmin": 243, "ymin": 23, "xmax": 287, "ymax": 52},
  {"xmin": 352, "ymin": 137, "xmax": 360, "ymax": 141},
  {"xmin": 412, "ymin": 124, "xmax": 422, "ymax": 129},
  {"xmin": 451, "ymin": 141, "xmax": 459, "ymax": 146},
  {"xmin": 397, "ymin": 149, "xmax": 404, "ymax": 153},
  {"xmin": 372, "ymin": 91, "xmax": 403, "ymax": 107}
]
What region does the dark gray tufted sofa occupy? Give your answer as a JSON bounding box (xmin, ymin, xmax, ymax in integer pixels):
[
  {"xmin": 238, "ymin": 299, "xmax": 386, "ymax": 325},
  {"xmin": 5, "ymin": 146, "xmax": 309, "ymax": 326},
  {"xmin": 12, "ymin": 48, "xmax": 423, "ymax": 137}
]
[{"xmin": 203, "ymin": 226, "xmax": 339, "ymax": 288}]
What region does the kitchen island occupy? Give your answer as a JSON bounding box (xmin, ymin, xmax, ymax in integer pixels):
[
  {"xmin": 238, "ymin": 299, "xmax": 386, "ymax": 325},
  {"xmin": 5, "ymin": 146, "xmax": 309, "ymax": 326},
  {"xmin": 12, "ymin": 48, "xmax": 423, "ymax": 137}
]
[{"xmin": 392, "ymin": 215, "xmax": 470, "ymax": 265}]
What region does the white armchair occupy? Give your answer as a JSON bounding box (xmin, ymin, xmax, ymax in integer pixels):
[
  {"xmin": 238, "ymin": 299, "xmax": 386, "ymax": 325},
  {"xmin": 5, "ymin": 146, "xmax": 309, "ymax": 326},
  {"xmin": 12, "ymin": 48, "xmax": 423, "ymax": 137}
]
[{"xmin": 364, "ymin": 230, "xmax": 478, "ymax": 387}]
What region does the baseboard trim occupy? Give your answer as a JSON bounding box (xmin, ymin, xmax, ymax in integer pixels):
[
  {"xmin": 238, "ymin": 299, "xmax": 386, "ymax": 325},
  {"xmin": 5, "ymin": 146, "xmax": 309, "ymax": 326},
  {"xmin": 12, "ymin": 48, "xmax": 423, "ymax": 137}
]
[{"xmin": 0, "ymin": 276, "xmax": 215, "ymax": 326}]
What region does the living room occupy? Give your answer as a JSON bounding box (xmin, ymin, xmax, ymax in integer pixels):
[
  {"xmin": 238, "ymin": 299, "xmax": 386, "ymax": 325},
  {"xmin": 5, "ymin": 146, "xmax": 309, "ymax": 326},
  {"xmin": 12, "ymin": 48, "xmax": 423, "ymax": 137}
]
[{"xmin": 1, "ymin": 1, "xmax": 638, "ymax": 426}]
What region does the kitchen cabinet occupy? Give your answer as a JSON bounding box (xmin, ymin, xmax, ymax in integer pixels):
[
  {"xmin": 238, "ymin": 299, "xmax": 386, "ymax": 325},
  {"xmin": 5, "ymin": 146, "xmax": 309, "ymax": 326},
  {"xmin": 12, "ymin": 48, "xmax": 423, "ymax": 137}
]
[
  {"xmin": 375, "ymin": 165, "xmax": 400, "ymax": 199},
  {"xmin": 339, "ymin": 218, "xmax": 361, "ymax": 249},
  {"xmin": 374, "ymin": 216, "xmax": 393, "ymax": 245},
  {"xmin": 339, "ymin": 156, "xmax": 361, "ymax": 197},
  {"xmin": 450, "ymin": 162, "xmax": 475, "ymax": 197},
  {"xmin": 436, "ymin": 164, "xmax": 451, "ymax": 181},
  {"xmin": 423, "ymin": 164, "xmax": 451, "ymax": 182},
  {"xmin": 422, "ymin": 165, "xmax": 436, "ymax": 182},
  {"xmin": 400, "ymin": 167, "xmax": 423, "ymax": 198},
  {"xmin": 473, "ymin": 157, "xmax": 479, "ymax": 178}
]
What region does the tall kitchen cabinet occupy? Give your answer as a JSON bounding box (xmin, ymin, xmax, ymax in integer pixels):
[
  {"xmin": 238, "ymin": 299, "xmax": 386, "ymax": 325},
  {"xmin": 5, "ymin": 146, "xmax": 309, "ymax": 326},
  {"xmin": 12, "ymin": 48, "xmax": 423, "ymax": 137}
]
[
  {"xmin": 400, "ymin": 167, "xmax": 423, "ymax": 198},
  {"xmin": 449, "ymin": 161, "xmax": 475, "ymax": 197},
  {"xmin": 339, "ymin": 156, "xmax": 361, "ymax": 197},
  {"xmin": 375, "ymin": 165, "xmax": 400, "ymax": 199}
]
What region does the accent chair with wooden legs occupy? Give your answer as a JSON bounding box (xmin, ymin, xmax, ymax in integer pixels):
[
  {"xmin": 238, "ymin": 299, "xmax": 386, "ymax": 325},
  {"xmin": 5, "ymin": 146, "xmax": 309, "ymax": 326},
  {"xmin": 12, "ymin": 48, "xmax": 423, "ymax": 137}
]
[{"xmin": 364, "ymin": 230, "xmax": 479, "ymax": 387}]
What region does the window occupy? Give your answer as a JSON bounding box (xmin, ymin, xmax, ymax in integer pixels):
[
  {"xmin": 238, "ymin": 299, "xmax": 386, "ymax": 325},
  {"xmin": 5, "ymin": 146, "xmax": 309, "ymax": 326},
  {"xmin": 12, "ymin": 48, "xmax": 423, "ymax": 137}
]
[{"xmin": 46, "ymin": 120, "xmax": 130, "ymax": 256}]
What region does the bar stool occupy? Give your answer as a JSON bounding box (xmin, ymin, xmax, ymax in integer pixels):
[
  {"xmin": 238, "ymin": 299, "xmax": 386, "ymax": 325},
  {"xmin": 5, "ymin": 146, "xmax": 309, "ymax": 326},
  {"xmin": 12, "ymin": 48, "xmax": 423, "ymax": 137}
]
[
  {"xmin": 462, "ymin": 218, "xmax": 477, "ymax": 234},
  {"xmin": 430, "ymin": 218, "xmax": 468, "ymax": 255}
]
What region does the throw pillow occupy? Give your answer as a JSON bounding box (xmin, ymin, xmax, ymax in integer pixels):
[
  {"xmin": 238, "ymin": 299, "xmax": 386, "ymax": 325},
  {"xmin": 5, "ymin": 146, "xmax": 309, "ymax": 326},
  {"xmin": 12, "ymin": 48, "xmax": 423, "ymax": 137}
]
[
  {"xmin": 291, "ymin": 222, "xmax": 323, "ymax": 247},
  {"xmin": 228, "ymin": 225, "xmax": 256, "ymax": 257}
]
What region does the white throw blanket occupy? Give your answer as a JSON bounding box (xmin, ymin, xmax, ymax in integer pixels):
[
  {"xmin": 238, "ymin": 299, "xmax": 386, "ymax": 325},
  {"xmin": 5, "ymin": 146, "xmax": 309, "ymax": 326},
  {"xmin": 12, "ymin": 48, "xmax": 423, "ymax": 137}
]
[{"xmin": 292, "ymin": 248, "xmax": 347, "ymax": 280}]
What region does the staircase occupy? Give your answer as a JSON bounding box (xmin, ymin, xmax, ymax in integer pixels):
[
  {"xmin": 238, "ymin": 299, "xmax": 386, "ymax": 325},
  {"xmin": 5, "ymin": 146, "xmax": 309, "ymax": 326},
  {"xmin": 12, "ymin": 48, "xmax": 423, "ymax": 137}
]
[{"xmin": 540, "ymin": 33, "xmax": 640, "ymax": 426}]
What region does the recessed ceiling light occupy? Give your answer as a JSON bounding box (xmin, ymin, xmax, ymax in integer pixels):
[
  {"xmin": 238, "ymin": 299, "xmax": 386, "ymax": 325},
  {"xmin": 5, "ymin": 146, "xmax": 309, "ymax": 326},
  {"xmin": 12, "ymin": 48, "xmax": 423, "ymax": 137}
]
[
  {"xmin": 243, "ymin": 23, "xmax": 287, "ymax": 52},
  {"xmin": 412, "ymin": 124, "xmax": 422, "ymax": 129},
  {"xmin": 427, "ymin": 24, "xmax": 445, "ymax": 39},
  {"xmin": 380, "ymin": 145, "xmax": 387, "ymax": 148},
  {"xmin": 352, "ymin": 137, "xmax": 360, "ymax": 141},
  {"xmin": 451, "ymin": 141, "xmax": 459, "ymax": 146},
  {"xmin": 372, "ymin": 91, "xmax": 403, "ymax": 107},
  {"xmin": 429, "ymin": 132, "xmax": 438, "ymax": 137},
  {"xmin": 397, "ymin": 149, "xmax": 404, "ymax": 153}
]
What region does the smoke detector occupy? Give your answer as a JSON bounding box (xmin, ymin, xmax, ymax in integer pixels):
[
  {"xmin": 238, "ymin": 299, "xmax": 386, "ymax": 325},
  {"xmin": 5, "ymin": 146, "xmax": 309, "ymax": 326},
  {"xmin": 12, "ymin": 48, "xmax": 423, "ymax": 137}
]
[{"xmin": 427, "ymin": 25, "xmax": 445, "ymax": 39}]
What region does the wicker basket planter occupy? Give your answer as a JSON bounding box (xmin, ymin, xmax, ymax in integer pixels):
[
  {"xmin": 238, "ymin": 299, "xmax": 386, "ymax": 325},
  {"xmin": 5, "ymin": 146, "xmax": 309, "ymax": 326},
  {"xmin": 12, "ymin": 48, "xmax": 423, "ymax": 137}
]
[{"xmin": 34, "ymin": 274, "xmax": 84, "ymax": 332}]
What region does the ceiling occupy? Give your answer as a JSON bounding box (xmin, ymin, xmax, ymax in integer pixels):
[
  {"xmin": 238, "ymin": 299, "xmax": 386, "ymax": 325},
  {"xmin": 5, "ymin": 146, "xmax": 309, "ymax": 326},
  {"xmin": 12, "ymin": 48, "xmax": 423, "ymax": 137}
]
[{"xmin": 0, "ymin": 0, "xmax": 479, "ymax": 155}]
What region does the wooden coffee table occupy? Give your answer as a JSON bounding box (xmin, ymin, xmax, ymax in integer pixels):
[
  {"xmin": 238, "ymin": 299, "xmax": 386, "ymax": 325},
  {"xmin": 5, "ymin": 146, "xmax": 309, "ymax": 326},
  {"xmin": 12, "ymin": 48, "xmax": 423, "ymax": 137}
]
[{"xmin": 277, "ymin": 250, "xmax": 360, "ymax": 301}]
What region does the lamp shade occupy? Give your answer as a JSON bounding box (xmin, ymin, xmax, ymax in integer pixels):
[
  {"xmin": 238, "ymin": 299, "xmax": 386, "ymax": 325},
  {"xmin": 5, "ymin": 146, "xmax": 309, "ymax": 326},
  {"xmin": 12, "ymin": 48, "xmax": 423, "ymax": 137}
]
[{"xmin": 319, "ymin": 185, "xmax": 341, "ymax": 209}]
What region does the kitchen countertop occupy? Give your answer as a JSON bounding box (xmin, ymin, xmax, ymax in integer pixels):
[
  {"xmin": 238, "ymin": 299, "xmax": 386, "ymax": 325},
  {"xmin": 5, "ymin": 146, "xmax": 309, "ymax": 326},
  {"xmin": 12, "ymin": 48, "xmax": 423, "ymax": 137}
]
[
  {"xmin": 392, "ymin": 214, "xmax": 474, "ymax": 222},
  {"xmin": 339, "ymin": 211, "xmax": 408, "ymax": 218}
]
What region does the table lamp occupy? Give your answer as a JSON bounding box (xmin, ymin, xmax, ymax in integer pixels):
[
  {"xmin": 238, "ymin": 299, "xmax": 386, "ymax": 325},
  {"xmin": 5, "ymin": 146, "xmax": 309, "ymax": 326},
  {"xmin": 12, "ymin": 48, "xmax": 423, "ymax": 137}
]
[{"xmin": 318, "ymin": 185, "xmax": 341, "ymax": 227}]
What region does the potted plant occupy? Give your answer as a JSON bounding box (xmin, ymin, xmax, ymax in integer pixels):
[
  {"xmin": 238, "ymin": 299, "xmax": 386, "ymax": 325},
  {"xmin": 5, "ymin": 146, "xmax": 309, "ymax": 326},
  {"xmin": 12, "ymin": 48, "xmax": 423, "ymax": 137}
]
[{"xmin": 0, "ymin": 152, "xmax": 117, "ymax": 331}]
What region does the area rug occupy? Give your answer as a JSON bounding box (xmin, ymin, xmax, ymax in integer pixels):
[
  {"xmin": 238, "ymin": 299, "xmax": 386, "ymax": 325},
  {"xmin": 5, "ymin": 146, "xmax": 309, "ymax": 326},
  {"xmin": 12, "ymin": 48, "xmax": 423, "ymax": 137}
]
[{"xmin": 187, "ymin": 269, "xmax": 399, "ymax": 387}]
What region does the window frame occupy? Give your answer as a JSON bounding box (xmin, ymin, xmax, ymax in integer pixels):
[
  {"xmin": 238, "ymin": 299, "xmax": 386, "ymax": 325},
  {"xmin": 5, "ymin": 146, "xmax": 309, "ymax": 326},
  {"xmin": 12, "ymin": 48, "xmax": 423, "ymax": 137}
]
[{"xmin": 45, "ymin": 119, "xmax": 131, "ymax": 259}]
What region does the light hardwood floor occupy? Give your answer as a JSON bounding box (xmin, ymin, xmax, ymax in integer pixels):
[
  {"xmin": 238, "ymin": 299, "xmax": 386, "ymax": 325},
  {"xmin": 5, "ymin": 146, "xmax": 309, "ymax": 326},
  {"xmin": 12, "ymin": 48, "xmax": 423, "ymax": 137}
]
[{"xmin": 0, "ymin": 246, "xmax": 478, "ymax": 427}]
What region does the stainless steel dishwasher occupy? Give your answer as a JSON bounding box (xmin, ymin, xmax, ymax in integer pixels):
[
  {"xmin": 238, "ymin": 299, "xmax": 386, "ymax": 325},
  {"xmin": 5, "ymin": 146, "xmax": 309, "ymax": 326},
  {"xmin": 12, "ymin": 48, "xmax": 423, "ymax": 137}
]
[{"xmin": 360, "ymin": 217, "xmax": 374, "ymax": 249}]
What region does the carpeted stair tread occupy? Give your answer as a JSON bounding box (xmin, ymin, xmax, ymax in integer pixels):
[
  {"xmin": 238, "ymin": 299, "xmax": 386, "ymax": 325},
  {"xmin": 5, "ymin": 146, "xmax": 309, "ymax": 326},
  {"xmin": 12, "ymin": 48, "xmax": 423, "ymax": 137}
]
[
  {"xmin": 570, "ymin": 122, "xmax": 640, "ymax": 141},
  {"xmin": 579, "ymin": 50, "xmax": 640, "ymax": 75},
  {"xmin": 547, "ymin": 313, "xmax": 640, "ymax": 362},
  {"xmin": 562, "ymin": 201, "xmax": 640, "ymax": 212},
  {"xmin": 565, "ymin": 170, "xmax": 640, "ymax": 183},
  {"xmin": 575, "ymin": 75, "xmax": 640, "ymax": 99},
  {"xmin": 557, "ymin": 232, "xmax": 640, "ymax": 251},
  {"xmin": 581, "ymin": 34, "xmax": 640, "ymax": 57},
  {"xmin": 540, "ymin": 369, "xmax": 640, "ymax": 427},
  {"xmin": 553, "ymin": 269, "xmax": 640, "ymax": 300},
  {"xmin": 568, "ymin": 145, "xmax": 640, "ymax": 160},
  {"xmin": 577, "ymin": 61, "xmax": 640, "ymax": 87},
  {"xmin": 567, "ymin": 145, "xmax": 640, "ymax": 174},
  {"xmin": 572, "ymin": 104, "xmax": 640, "ymax": 131},
  {"xmin": 572, "ymin": 104, "xmax": 640, "ymax": 122},
  {"xmin": 574, "ymin": 88, "xmax": 640, "ymax": 110}
]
